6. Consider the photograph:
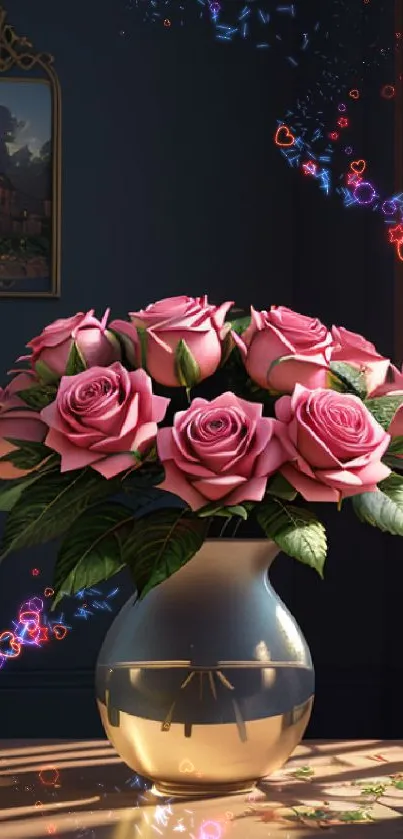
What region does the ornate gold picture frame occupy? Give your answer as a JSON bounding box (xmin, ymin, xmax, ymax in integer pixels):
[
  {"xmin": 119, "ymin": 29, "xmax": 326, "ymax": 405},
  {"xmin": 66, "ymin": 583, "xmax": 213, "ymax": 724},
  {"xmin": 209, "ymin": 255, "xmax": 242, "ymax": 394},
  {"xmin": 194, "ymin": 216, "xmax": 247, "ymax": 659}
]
[{"xmin": 0, "ymin": 6, "xmax": 61, "ymax": 297}]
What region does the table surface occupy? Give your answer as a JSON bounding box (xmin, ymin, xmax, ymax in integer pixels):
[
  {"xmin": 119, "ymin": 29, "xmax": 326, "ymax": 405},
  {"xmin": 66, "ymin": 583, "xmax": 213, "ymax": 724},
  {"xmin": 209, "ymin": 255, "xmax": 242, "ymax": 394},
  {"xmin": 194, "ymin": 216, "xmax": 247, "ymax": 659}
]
[{"xmin": 0, "ymin": 739, "xmax": 402, "ymax": 838}]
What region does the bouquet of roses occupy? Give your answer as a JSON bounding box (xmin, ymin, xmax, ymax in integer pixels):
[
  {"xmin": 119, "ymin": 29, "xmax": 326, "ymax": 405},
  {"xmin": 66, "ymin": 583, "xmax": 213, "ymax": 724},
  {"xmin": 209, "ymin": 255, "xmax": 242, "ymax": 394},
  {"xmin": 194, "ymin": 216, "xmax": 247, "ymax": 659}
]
[{"xmin": 1, "ymin": 296, "xmax": 403, "ymax": 608}]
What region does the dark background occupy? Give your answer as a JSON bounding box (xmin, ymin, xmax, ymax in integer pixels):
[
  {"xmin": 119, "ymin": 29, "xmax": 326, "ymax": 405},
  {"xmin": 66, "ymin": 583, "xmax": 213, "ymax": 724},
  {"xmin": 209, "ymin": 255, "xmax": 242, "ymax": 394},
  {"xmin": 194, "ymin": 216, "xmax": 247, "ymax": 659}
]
[{"xmin": 0, "ymin": 0, "xmax": 401, "ymax": 739}]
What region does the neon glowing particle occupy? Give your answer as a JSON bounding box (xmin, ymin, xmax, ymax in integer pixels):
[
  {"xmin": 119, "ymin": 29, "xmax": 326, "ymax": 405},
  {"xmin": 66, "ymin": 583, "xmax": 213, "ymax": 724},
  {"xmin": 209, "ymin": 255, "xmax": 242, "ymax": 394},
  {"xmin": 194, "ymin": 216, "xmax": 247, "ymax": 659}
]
[
  {"xmin": 0, "ymin": 631, "xmax": 21, "ymax": 658},
  {"xmin": 31, "ymin": 568, "xmax": 40, "ymax": 576},
  {"xmin": 353, "ymin": 181, "xmax": 376, "ymax": 205},
  {"xmin": 19, "ymin": 609, "xmax": 40, "ymax": 626},
  {"xmin": 163, "ymin": 18, "xmax": 171, "ymax": 27},
  {"xmin": 381, "ymin": 84, "xmax": 395, "ymax": 99},
  {"xmin": 26, "ymin": 597, "xmax": 43, "ymax": 612},
  {"xmin": 337, "ymin": 117, "xmax": 349, "ymax": 128},
  {"xmin": 338, "ymin": 103, "xmax": 347, "ymax": 112},
  {"xmin": 345, "ymin": 146, "xmax": 353, "ymax": 154},
  {"xmin": 328, "ymin": 132, "xmax": 339, "ymax": 141},
  {"xmin": 302, "ymin": 161, "xmax": 317, "ymax": 176},
  {"xmin": 44, "ymin": 587, "xmax": 54, "ymax": 597},
  {"xmin": 350, "ymin": 159, "xmax": 366, "ymax": 175},
  {"xmin": 349, "ymin": 89, "xmax": 360, "ymax": 99},
  {"xmin": 200, "ymin": 821, "xmax": 222, "ymax": 839},
  {"xmin": 274, "ymin": 125, "xmax": 295, "ymax": 147},
  {"xmin": 52, "ymin": 624, "xmax": 68, "ymax": 641},
  {"xmin": 39, "ymin": 767, "xmax": 60, "ymax": 787},
  {"xmin": 388, "ymin": 224, "xmax": 403, "ymax": 244},
  {"xmin": 382, "ymin": 200, "xmax": 397, "ymax": 215}
]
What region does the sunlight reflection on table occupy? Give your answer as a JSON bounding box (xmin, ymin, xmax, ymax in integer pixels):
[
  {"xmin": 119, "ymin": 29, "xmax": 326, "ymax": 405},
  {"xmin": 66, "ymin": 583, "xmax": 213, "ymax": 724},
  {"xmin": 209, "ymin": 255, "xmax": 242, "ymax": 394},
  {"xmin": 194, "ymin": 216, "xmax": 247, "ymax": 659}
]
[{"xmin": 0, "ymin": 739, "xmax": 402, "ymax": 838}]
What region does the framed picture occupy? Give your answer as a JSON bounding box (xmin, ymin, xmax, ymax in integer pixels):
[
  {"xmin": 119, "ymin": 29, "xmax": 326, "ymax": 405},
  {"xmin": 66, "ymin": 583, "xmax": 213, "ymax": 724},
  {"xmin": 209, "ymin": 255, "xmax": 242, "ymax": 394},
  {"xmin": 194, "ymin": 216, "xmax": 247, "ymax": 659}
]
[
  {"xmin": 0, "ymin": 6, "xmax": 61, "ymax": 297},
  {"xmin": 395, "ymin": 0, "xmax": 403, "ymax": 363}
]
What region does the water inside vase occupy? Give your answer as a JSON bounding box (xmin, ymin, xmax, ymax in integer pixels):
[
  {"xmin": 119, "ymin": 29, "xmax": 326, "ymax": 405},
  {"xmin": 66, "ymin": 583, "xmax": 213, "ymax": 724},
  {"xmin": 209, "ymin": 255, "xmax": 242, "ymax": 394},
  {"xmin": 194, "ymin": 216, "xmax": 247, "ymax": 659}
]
[{"xmin": 96, "ymin": 661, "xmax": 314, "ymax": 731}]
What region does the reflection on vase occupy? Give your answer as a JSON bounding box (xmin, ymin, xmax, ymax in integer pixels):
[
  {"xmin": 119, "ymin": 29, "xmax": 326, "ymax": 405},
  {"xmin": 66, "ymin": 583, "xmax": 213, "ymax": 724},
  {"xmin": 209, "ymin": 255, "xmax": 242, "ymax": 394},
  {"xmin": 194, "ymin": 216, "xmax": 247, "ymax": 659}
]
[{"xmin": 96, "ymin": 540, "xmax": 314, "ymax": 796}]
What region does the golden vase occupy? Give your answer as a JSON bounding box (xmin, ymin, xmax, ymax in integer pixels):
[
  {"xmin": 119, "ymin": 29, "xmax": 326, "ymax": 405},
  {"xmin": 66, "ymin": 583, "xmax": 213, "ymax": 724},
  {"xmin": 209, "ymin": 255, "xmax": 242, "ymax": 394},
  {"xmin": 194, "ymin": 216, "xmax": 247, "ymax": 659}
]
[{"xmin": 96, "ymin": 539, "xmax": 314, "ymax": 797}]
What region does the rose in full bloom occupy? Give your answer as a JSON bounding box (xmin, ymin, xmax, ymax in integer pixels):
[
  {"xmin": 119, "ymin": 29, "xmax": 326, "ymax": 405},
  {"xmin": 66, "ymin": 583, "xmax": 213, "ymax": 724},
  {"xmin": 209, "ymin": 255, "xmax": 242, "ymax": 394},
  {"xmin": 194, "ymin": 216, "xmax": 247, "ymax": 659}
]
[
  {"xmin": 110, "ymin": 295, "xmax": 233, "ymax": 387},
  {"xmin": 235, "ymin": 306, "xmax": 333, "ymax": 393},
  {"xmin": 275, "ymin": 384, "xmax": 391, "ymax": 502},
  {"xmin": 157, "ymin": 392, "xmax": 287, "ymax": 510},
  {"xmin": 41, "ymin": 363, "xmax": 170, "ymax": 478},
  {"xmin": 20, "ymin": 309, "xmax": 121, "ymax": 377},
  {"xmin": 330, "ymin": 325, "xmax": 390, "ymax": 396},
  {"xmin": 0, "ymin": 372, "xmax": 47, "ymax": 480}
]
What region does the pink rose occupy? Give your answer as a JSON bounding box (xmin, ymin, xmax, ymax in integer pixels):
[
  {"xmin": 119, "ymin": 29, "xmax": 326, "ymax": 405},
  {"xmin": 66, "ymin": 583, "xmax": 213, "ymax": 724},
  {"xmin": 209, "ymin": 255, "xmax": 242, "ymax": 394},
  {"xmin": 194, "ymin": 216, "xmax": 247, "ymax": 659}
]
[
  {"xmin": 389, "ymin": 406, "xmax": 403, "ymax": 440},
  {"xmin": 157, "ymin": 392, "xmax": 287, "ymax": 511},
  {"xmin": 275, "ymin": 384, "xmax": 391, "ymax": 502},
  {"xmin": 235, "ymin": 306, "xmax": 333, "ymax": 393},
  {"xmin": 331, "ymin": 326, "xmax": 390, "ymax": 396},
  {"xmin": 370, "ymin": 363, "xmax": 403, "ymax": 446},
  {"xmin": 0, "ymin": 372, "xmax": 47, "ymax": 479},
  {"xmin": 110, "ymin": 295, "xmax": 233, "ymax": 387},
  {"xmin": 20, "ymin": 309, "xmax": 121, "ymax": 377},
  {"xmin": 370, "ymin": 364, "xmax": 403, "ymax": 398},
  {"xmin": 41, "ymin": 363, "xmax": 169, "ymax": 478}
]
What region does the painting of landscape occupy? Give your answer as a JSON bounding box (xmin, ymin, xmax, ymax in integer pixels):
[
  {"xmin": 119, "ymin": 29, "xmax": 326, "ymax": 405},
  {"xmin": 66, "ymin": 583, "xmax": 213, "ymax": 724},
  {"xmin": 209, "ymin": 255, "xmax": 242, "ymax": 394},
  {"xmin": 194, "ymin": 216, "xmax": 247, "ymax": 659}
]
[{"xmin": 0, "ymin": 79, "xmax": 55, "ymax": 294}]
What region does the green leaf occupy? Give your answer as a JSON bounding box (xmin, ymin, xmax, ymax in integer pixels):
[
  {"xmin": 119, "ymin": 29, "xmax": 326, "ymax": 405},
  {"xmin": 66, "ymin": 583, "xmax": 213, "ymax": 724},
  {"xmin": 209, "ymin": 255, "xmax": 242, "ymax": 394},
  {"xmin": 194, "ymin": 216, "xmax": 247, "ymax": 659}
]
[
  {"xmin": 136, "ymin": 327, "xmax": 148, "ymax": 370},
  {"xmin": 197, "ymin": 501, "xmax": 251, "ymax": 519},
  {"xmin": 365, "ymin": 395, "xmax": 403, "ymax": 431},
  {"xmin": 0, "ymin": 468, "xmax": 121, "ymax": 560},
  {"xmin": 225, "ymin": 504, "xmax": 249, "ymax": 519},
  {"xmin": 0, "ymin": 472, "xmax": 47, "ymax": 512},
  {"xmin": 122, "ymin": 462, "xmax": 165, "ymax": 491},
  {"xmin": 65, "ymin": 342, "xmax": 87, "ymax": 376},
  {"xmin": 385, "ymin": 435, "xmax": 403, "ymax": 455},
  {"xmin": 126, "ymin": 508, "xmax": 208, "ymax": 599},
  {"xmin": 352, "ymin": 473, "xmax": 403, "ymax": 535},
  {"xmin": 34, "ymin": 360, "xmax": 60, "ymax": 384},
  {"xmin": 52, "ymin": 501, "xmax": 145, "ymax": 608},
  {"xmin": 378, "ymin": 471, "xmax": 403, "ymax": 496},
  {"xmin": 17, "ymin": 384, "xmax": 58, "ymax": 411},
  {"xmin": 329, "ymin": 361, "xmax": 368, "ymax": 399},
  {"xmin": 256, "ymin": 498, "xmax": 327, "ymax": 578},
  {"xmin": 382, "ymin": 436, "xmax": 403, "ymax": 469},
  {"xmin": 383, "ymin": 453, "xmax": 403, "ymax": 471},
  {"xmin": 220, "ymin": 328, "xmax": 235, "ymax": 366},
  {"xmin": 1, "ymin": 439, "xmax": 53, "ymax": 469},
  {"xmin": 266, "ymin": 472, "xmax": 298, "ymax": 501},
  {"xmin": 174, "ymin": 339, "xmax": 201, "ymax": 388},
  {"xmin": 230, "ymin": 315, "xmax": 251, "ymax": 337}
]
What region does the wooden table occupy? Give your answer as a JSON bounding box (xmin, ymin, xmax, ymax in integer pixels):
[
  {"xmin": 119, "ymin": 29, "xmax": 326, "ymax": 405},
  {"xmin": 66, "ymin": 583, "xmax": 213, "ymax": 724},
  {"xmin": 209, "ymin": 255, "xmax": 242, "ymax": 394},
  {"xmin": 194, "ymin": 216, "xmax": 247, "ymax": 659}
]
[{"xmin": 0, "ymin": 739, "xmax": 402, "ymax": 837}]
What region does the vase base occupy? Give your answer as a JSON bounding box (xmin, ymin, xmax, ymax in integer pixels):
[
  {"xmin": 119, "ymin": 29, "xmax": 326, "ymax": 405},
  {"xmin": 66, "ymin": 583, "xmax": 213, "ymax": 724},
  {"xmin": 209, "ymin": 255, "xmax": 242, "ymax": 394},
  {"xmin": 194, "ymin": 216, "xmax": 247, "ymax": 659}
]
[{"xmin": 151, "ymin": 779, "xmax": 256, "ymax": 799}]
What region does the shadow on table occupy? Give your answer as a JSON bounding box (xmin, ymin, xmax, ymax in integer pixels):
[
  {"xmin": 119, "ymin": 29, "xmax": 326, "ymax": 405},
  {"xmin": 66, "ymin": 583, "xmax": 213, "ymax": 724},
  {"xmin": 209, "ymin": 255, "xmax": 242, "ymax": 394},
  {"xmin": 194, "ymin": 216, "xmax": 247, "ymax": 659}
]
[{"xmin": 0, "ymin": 739, "xmax": 401, "ymax": 837}]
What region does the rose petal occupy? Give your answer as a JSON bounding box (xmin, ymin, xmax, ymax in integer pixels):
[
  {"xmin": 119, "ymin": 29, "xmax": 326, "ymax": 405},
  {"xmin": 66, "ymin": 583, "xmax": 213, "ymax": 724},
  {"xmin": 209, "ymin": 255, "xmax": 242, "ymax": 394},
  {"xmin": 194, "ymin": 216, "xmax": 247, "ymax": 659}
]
[
  {"xmin": 45, "ymin": 428, "xmax": 101, "ymax": 471},
  {"xmin": 158, "ymin": 460, "xmax": 206, "ymax": 510},
  {"xmin": 224, "ymin": 476, "xmax": 268, "ymax": 505},
  {"xmin": 157, "ymin": 427, "xmax": 176, "ymax": 462},
  {"xmin": 192, "ymin": 475, "xmax": 247, "ymax": 501},
  {"xmin": 92, "ymin": 453, "xmax": 138, "ymax": 479},
  {"xmin": 281, "ymin": 463, "xmax": 340, "ymax": 502}
]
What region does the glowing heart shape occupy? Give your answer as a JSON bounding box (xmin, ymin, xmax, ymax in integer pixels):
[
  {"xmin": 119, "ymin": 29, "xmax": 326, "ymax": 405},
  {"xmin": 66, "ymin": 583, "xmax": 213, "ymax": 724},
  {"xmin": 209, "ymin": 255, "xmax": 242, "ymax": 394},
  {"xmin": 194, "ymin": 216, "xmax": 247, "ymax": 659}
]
[
  {"xmin": 0, "ymin": 631, "xmax": 21, "ymax": 659},
  {"xmin": 274, "ymin": 125, "xmax": 295, "ymax": 147},
  {"xmin": 179, "ymin": 759, "xmax": 195, "ymax": 774},
  {"xmin": 350, "ymin": 159, "xmax": 366, "ymax": 175}
]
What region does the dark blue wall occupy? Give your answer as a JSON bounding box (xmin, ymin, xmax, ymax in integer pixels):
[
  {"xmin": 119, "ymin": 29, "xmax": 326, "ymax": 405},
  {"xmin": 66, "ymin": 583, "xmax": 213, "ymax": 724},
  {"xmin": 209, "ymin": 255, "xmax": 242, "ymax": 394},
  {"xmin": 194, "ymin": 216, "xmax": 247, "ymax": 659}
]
[{"xmin": 0, "ymin": 0, "xmax": 399, "ymax": 739}]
